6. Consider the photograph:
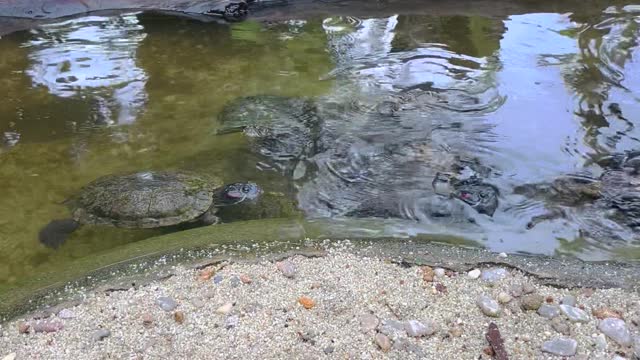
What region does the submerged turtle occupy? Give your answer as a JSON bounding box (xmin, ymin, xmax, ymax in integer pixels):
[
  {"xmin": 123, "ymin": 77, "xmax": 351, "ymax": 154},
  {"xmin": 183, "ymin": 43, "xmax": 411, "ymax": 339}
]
[{"xmin": 39, "ymin": 171, "xmax": 261, "ymax": 248}]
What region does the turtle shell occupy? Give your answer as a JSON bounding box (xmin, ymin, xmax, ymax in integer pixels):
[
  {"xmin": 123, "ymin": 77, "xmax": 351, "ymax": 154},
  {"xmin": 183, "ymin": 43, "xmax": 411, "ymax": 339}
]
[{"xmin": 70, "ymin": 171, "xmax": 221, "ymax": 228}]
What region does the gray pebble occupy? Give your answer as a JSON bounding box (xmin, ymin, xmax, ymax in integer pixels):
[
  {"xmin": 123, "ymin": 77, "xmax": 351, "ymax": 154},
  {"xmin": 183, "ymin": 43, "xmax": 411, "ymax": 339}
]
[
  {"xmin": 598, "ymin": 318, "xmax": 633, "ymax": 347},
  {"xmin": 537, "ymin": 304, "xmax": 560, "ymax": 319},
  {"xmin": 509, "ymin": 284, "xmax": 524, "ymax": 298},
  {"xmin": 434, "ymin": 268, "xmax": 446, "ymax": 278},
  {"xmin": 593, "ymin": 333, "xmax": 608, "ymax": 351},
  {"xmin": 230, "ymin": 276, "xmax": 241, "ymax": 288},
  {"xmin": 559, "ymin": 304, "xmax": 589, "ymax": 323},
  {"xmin": 190, "ymin": 298, "xmax": 205, "ymax": 308},
  {"xmin": 522, "ymin": 283, "xmax": 536, "ymax": 294},
  {"xmin": 551, "ymin": 317, "xmax": 571, "ymax": 336},
  {"xmin": 520, "ymin": 294, "xmax": 544, "ymax": 311},
  {"xmin": 560, "ymin": 295, "xmax": 576, "ymax": 307},
  {"xmin": 276, "ymin": 261, "xmax": 297, "ymax": 278},
  {"xmin": 323, "ymin": 346, "xmax": 334, "ymax": 355},
  {"xmin": 32, "ymin": 320, "xmax": 63, "ymax": 333},
  {"xmin": 633, "ymin": 336, "xmax": 639, "ymax": 359},
  {"xmin": 404, "ymin": 320, "xmax": 436, "ymax": 337},
  {"xmin": 359, "ymin": 314, "xmax": 379, "ymax": 333},
  {"xmin": 225, "ymin": 315, "xmax": 239, "ymax": 329},
  {"xmin": 156, "ymin": 297, "xmax": 178, "ymax": 312},
  {"xmin": 378, "ymin": 319, "xmax": 407, "ymax": 338},
  {"xmin": 57, "ymin": 309, "xmax": 75, "ymax": 319},
  {"xmin": 477, "ymin": 295, "xmax": 502, "ymax": 317},
  {"xmin": 375, "ymin": 333, "xmax": 392, "ymax": 352},
  {"xmin": 541, "ymin": 337, "xmax": 577, "ymax": 357},
  {"xmin": 92, "ymin": 328, "xmax": 111, "ymax": 341},
  {"xmin": 213, "ymin": 275, "xmax": 223, "ymax": 284},
  {"xmin": 481, "ymin": 268, "xmax": 509, "ymax": 283}
]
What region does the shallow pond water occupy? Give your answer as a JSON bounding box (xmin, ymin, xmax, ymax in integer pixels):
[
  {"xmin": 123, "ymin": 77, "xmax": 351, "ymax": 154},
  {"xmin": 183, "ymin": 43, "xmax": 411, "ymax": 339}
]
[{"xmin": 1, "ymin": 4, "xmax": 640, "ymax": 285}]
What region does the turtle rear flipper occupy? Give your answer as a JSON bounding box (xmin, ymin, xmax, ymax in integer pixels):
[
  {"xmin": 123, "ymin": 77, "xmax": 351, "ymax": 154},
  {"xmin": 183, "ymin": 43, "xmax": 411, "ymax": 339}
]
[{"xmin": 39, "ymin": 219, "xmax": 80, "ymax": 249}]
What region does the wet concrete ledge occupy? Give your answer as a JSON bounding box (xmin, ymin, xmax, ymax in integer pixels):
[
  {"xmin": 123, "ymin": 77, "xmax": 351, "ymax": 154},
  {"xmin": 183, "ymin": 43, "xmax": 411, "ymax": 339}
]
[
  {"xmin": 1, "ymin": 0, "xmax": 638, "ymax": 36},
  {"xmin": 1, "ymin": 218, "xmax": 638, "ymax": 321}
]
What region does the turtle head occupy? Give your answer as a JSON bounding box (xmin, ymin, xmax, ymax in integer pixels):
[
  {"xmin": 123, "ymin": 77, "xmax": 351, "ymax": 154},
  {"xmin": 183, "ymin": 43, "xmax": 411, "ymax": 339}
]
[
  {"xmin": 453, "ymin": 180, "xmax": 499, "ymax": 217},
  {"xmin": 219, "ymin": 182, "xmax": 262, "ymax": 205}
]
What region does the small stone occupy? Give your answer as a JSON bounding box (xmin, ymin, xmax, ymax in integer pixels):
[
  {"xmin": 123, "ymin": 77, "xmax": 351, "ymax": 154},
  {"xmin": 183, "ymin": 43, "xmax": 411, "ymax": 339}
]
[
  {"xmin": 216, "ymin": 303, "xmax": 233, "ymax": 314},
  {"xmin": 92, "ymin": 328, "xmax": 111, "ymax": 341},
  {"xmin": 483, "ymin": 346, "xmax": 495, "ymax": 356},
  {"xmin": 593, "ymin": 333, "xmax": 608, "ymax": 351},
  {"xmin": 422, "ymin": 266, "xmax": 435, "ymax": 282},
  {"xmin": 434, "ymin": 268, "xmax": 446, "ymax": 277},
  {"xmin": 323, "ymin": 346, "xmax": 334, "ymax": 354},
  {"xmin": 375, "ymin": 333, "xmax": 392, "ymax": 352},
  {"xmin": 497, "ymin": 292, "xmax": 512, "ymax": 304},
  {"xmin": 378, "ymin": 320, "xmax": 407, "ymax": 338},
  {"xmin": 541, "ymin": 337, "xmax": 578, "ymax": 356},
  {"xmin": 57, "ymin": 309, "xmax": 75, "ymax": 319},
  {"xmin": 592, "ymin": 307, "xmax": 623, "ymax": 320},
  {"xmin": 174, "ymin": 311, "xmax": 185, "ymax": 324},
  {"xmin": 213, "ymin": 275, "xmax": 223, "ymax": 284},
  {"xmin": 538, "ymin": 304, "xmax": 561, "ymax": 319},
  {"xmin": 359, "ymin": 314, "xmax": 379, "ymax": 333},
  {"xmin": 560, "ymin": 295, "xmax": 576, "ymax": 307},
  {"xmin": 198, "ymin": 266, "xmax": 215, "ymax": 281},
  {"xmin": 522, "ymin": 283, "xmax": 536, "ymax": 294},
  {"xmin": 240, "ymin": 274, "xmax": 252, "ymax": 284},
  {"xmin": 560, "ymin": 304, "xmax": 590, "ymax": 323},
  {"xmin": 225, "ymin": 315, "xmax": 239, "ymax": 329},
  {"xmin": 32, "ymin": 320, "xmax": 64, "ymax": 333},
  {"xmin": 551, "ymin": 318, "xmax": 571, "ymax": 335},
  {"xmin": 190, "ymin": 298, "xmax": 205, "ymax": 308},
  {"xmin": 142, "ymin": 313, "xmax": 153, "ymax": 327},
  {"xmin": 405, "ymin": 320, "xmax": 436, "ymax": 337},
  {"xmin": 477, "ymin": 295, "xmax": 502, "ymax": 317},
  {"xmin": 510, "ymin": 284, "xmax": 524, "ymax": 298},
  {"xmin": 467, "ymin": 269, "xmax": 481, "ymax": 279},
  {"xmin": 481, "ymin": 268, "xmax": 509, "ymax": 283},
  {"xmin": 498, "ymin": 252, "xmax": 508, "ymax": 258},
  {"xmin": 18, "ymin": 322, "xmax": 30, "ymax": 334},
  {"xmin": 521, "ymin": 294, "xmax": 544, "ymax": 311},
  {"xmin": 229, "ymin": 276, "xmax": 241, "ymax": 288},
  {"xmin": 276, "ymin": 261, "xmax": 297, "ymax": 278},
  {"xmin": 2, "ymin": 353, "xmax": 16, "ymax": 360},
  {"xmin": 598, "ymin": 318, "xmax": 632, "ymax": 347},
  {"xmin": 156, "ymin": 297, "xmax": 178, "ymax": 312},
  {"xmin": 633, "ymin": 336, "xmax": 639, "ymax": 359},
  {"xmin": 298, "ymin": 296, "xmax": 315, "ymax": 310},
  {"xmin": 449, "ymin": 326, "xmax": 463, "ymax": 337}
]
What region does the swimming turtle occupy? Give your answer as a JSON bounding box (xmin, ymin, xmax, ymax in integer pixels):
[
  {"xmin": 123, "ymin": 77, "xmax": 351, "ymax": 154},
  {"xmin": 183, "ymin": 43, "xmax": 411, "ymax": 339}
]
[{"xmin": 39, "ymin": 171, "xmax": 261, "ymax": 248}]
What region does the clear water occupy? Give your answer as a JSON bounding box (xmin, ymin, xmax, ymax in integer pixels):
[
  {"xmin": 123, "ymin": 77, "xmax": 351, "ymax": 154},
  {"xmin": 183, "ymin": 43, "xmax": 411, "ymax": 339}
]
[{"xmin": 1, "ymin": 6, "xmax": 640, "ymax": 285}]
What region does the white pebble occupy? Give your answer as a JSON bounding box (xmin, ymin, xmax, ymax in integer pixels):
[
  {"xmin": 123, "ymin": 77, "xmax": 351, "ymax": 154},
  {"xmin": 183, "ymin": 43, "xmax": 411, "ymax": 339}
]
[{"xmin": 467, "ymin": 269, "xmax": 481, "ymax": 279}]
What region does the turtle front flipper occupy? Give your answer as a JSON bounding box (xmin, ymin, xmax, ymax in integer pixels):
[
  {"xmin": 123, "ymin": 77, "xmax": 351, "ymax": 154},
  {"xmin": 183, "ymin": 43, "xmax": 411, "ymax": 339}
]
[{"xmin": 39, "ymin": 219, "xmax": 80, "ymax": 249}]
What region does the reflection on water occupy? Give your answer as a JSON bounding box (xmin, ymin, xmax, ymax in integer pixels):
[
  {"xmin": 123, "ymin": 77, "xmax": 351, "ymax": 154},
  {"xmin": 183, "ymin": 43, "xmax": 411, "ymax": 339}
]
[{"xmin": 0, "ymin": 5, "xmax": 640, "ymax": 285}]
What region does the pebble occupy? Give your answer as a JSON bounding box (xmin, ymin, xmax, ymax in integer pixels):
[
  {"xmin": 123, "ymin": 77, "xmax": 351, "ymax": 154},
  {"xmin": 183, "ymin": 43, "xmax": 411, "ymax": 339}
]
[
  {"xmin": 520, "ymin": 294, "xmax": 544, "ymax": 311},
  {"xmin": 213, "ymin": 275, "xmax": 223, "ymax": 284},
  {"xmin": 225, "ymin": 315, "xmax": 239, "ymax": 329},
  {"xmin": 378, "ymin": 320, "xmax": 406, "ymax": 338},
  {"xmin": 240, "ymin": 274, "xmax": 252, "ymax": 284},
  {"xmin": 541, "ymin": 337, "xmax": 578, "ymax": 356},
  {"xmin": 359, "ymin": 314, "xmax": 379, "ymax": 333},
  {"xmin": 92, "ymin": 328, "xmax": 111, "ymax": 341},
  {"xmin": 323, "ymin": 346, "xmax": 334, "ymax": 354},
  {"xmin": 230, "ymin": 276, "xmax": 241, "ymax": 288},
  {"xmin": 156, "ymin": 297, "xmax": 178, "ymax": 312},
  {"xmin": 298, "ymin": 296, "xmax": 315, "ymax": 310},
  {"xmin": 477, "ymin": 295, "xmax": 502, "ymax": 317},
  {"xmin": 375, "ymin": 333, "xmax": 392, "ymax": 352},
  {"xmin": 481, "ymin": 268, "xmax": 509, "ymax": 283},
  {"xmin": 522, "ymin": 283, "xmax": 536, "ymax": 294},
  {"xmin": 216, "ymin": 302, "xmax": 233, "ymax": 314},
  {"xmin": 598, "ymin": 318, "xmax": 633, "ymax": 346},
  {"xmin": 559, "ymin": 304, "xmax": 590, "ymax": 323},
  {"xmin": 434, "ymin": 268, "xmax": 446, "ymax": 278},
  {"xmin": 467, "ymin": 269, "xmax": 481, "ymax": 279},
  {"xmin": 633, "ymin": 336, "xmax": 640, "ymax": 358},
  {"xmin": 2, "ymin": 353, "xmax": 16, "ymax": 360},
  {"xmin": 32, "ymin": 320, "xmax": 64, "ymax": 333},
  {"xmin": 497, "ymin": 292, "xmax": 512, "ymax": 304},
  {"xmin": 190, "ymin": 298, "xmax": 205, "ymax": 308},
  {"xmin": 422, "ymin": 266, "xmax": 435, "ymax": 282},
  {"xmin": 593, "ymin": 333, "xmax": 608, "ymax": 350},
  {"xmin": 448, "ymin": 326, "xmax": 463, "ymax": 337},
  {"xmin": 174, "ymin": 311, "xmax": 185, "ymax": 324},
  {"xmin": 276, "ymin": 261, "xmax": 297, "ymax": 278},
  {"xmin": 142, "ymin": 313, "xmax": 153, "ymax": 327},
  {"xmin": 592, "ymin": 307, "xmax": 623, "ymax": 320},
  {"xmin": 551, "ymin": 318, "xmax": 571, "ymax": 336},
  {"xmin": 561, "ymin": 295, "xmax": 577, "ymax": 307},
  {"xmin": 17, "ymin": 322, "xmax": 30, "ymax": 334},
  {"xmin": 404, "ymin": 320, "xmax": 436, "ymax": 337},
  {"xmin": 538, "ymin": 304, "xmax": 561, "ymax": 319},
  {"xmin": 57, "ymin": 309, "xmax": 75, "ymax": 319},
  {"xmin": 509, "ymin": 284, "xmax": 524, "ymax": 298}
]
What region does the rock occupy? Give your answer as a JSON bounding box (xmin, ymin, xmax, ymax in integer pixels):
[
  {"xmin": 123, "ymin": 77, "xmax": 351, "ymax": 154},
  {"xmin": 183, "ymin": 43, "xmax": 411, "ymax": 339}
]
[
  {"xmin": 560, "ymin": 295, "xmax": 576, "ymax": 307},
  {"xmin": 477, "ymin": 295, "xmax": 502, "ymax": 317},
  {"xmin": 323, "ymin": 346, "xmax": 334, "ymax": 354},
  {"xmin": 434, "ymin": 268, "xmax": 446, "ymax": 278},
  {"xmin": 481, "ymin": 268, "xmax": 509, "ymax": 283},
  {"xmin": 359, "ymin": 314, "xmax": 379, "ymax": 333},
  {"xmin": 541, "ymin": 337, "xmax": 578, "ymax": 357},
  {"xmin": 225, "ymin": 315, "xmax": 239, "ymax": 329},
  {"xmin": 449, "ymin": 326, "xmax": 463, "ymax": 337},
  {"xmin": 592, "ymin": 307, "xmax": 623, "ymax": 320},
  {"xmin": 276, "ymin": 261, "xmax": 297, "ymax": 278},
  {"xmin": 240, "ymin": 274, "xmax": 252, "ymax": 284},
  {"xmin": 32, "ymin": 320, "xmax": 64, "ymax": 333},
  {"xmin": 633, "ymin": 336, "xmax": 639, "ymax": 359},
  {"xmin": 593, "ymin": 333, "xmax": 608, "ymax": 351},
  {"xmin": 497, "ymin": 292, "xmax": 512, "ymax": 304},
  {"xmin": 375, "ymin": 333, "xmax": 392, "ymax": 352},
  {"xmin": 57, "ymin": 309, "xmax": 75, "ymax": 319},
  {"xmin": 174, "ymin": 311, "xmax": 185, "ymax": 324},
  {"xmin": 498, "ymin": 252, "xmax": 508, "ymax": 258},
  {"xmin": 216, "ymin": 302, "xmax": 233, "ymax": 314},
  {"xmin": 509, "ymin": 284, "xmax": 524, "ymax": 298},
  {"xmin": 2, "ymin": 353, "xmax": 16, "ymax": 360},
  {"xmin": 298, "ymin": 296, "xmax": 315, "ymax": 310},
  {"xmin": 213, "ymin": 275, "xmax": 223, "ymax": 284},
  {"xmin": 598, "ymin": 318, "xmax": 633, "ymax": 347},
  {"xmin": 538, "ymin": 304, "xmax": 561, "ymax": 319},
  {"xmin": 560, "ymin": 305, "xmax": 590, "ymax": 323},
  {"xmin": 198, "ymin": 266, "xmax": 215, "ymax": 281},
  {"xmin": 551, "ymin": 318, "xmax": 571, "ymax": 336},
  {"xmin": 142, "ymin": 313, "xmax": 154, "ymax": 327},
  {"xmin": 422, "ymin": 266, "xmax": 435, "ymax": 282},
  {"xmin": 467, "ymin": 269, "xmax": 481, "ymax": 279},
  {"xmin": 404, "ymin": 320, "xmax": 436, "ymax": 337},
  {"xmin": 520, "ymin": 294, "xmax": 544, "ymax": 311},
  {"xmin": 18, "ymin": 322, "xmax": 30, "ymax": 334},
  {"xmin": 230, "ymin": 276, "xmax": 241, "ymax": 288},
  {"xmin": 156, "ymin": 297, "xmax": 178, "ymax": 312},
  {"xmin": 522, "ymin": 283, "xmax": 536, "ymax": 294},
  {"xmin": 378, "ymin": 320, "xmax": 407, "ymax": 338},
  {"xmin": 92, "ymin": 328, "xmax": 111, "ymax": 341}
]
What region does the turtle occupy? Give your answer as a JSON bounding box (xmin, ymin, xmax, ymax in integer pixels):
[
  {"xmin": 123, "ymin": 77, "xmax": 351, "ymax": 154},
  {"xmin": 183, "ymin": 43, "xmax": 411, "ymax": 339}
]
[{"xmin": 39, "ymin": 171, "xmax": 262, "ymax": 248}]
